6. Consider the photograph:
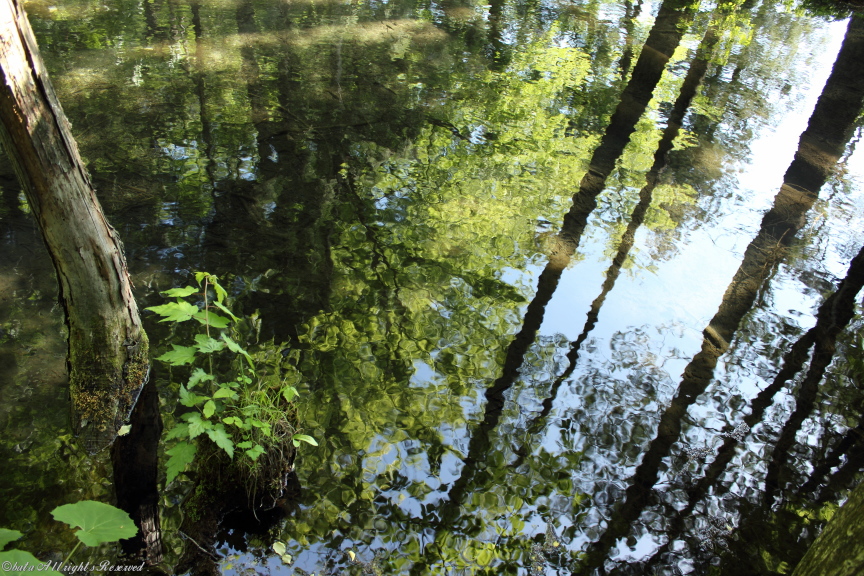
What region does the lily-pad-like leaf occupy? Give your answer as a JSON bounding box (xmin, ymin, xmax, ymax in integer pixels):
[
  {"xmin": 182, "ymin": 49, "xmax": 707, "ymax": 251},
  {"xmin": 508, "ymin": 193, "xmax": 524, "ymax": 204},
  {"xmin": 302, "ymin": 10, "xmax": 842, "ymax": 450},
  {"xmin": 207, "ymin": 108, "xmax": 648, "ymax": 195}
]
[
  {"xmin": 51, "ymin": 501, "xmax": 138, "ymax": 546},
  {"xmin": 165, "ymin": 441, "xmax": 197, "ymax": 484},
  {"xmin": 292, "ymin": 434, "xmax": 318, "ymax": 447},
  {"xmin": 160, "ymin": 286, "xmax": 198, "ymax": 298},
  {"xmin": 156, "ymin": 345, "xmax": 197, "ymax": 366},
  {"xmin": 0, "ymin": 528, "xmax": 22, "ymax": 550},
  {"xmin": 0, "ymin": 549, "xmax": 62, "ymax": 575},
  {"xmin": 145, "ymin": 300, "xmax": 199, "ymax": 323}
]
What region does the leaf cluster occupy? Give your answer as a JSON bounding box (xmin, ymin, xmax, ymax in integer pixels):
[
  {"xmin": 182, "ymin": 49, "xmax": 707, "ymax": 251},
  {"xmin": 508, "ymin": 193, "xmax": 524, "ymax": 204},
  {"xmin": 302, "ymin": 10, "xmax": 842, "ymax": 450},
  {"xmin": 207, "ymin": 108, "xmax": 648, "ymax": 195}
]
[{"xmin": 146, "ymin": 272, "xmax": 317, "ymax": 485}]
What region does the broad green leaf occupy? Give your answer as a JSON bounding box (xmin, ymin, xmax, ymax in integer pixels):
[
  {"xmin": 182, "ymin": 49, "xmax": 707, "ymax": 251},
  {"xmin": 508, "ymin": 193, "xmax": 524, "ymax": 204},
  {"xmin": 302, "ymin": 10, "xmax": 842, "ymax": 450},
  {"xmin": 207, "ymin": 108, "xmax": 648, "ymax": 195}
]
[
  {"xmin": 221, "ymin": 334, "xmax": 254, "ymax": 368},
  {"xmin": 206, "ymin": 424, "xmax": 234, "ymax": 458},
  {"xmin": 145, "ymin": 300, "xmax": 198, "ymax": 323},
  {"xmin": 273, "ymin": 541, "xmax": 286, "ymax": 556},
  {"xmin": 193, "ymin": 310, "xmax": 230, "ymax": 328},
  {"xmin": 165, "ymin": 423, "xmax": 189, "ymax": 440},
  {"xmin": 0, "ymin": 549, "xmax": 62, "ymax": 575},
  {"xmin": 212, "ymin": 281, "xmax": 228, "ymax": 304},
  {"xmin": 0, "ymin": 528, "xmax": 22, "ymax": 550},
  {"xmin": 213, "ymin": 387, "xmax": 238, "ymax": 400},
  {"xmin": 245, "ymin": 444, "xmax": 266, "ymax": 461},
  {"xmin": 212, "ymin": 300, "xmax": 239, "ymax": 321},
  {"xmin": 236, "ymin": 441, "xmax": 253, "ymax": 449},
  {"xmin": 292, "ymin": 434, "xmax": 318, "ymax": 447},
  {"xmin": 156, "ymin": 345, "xmax": 197, "ymax": 366},
  {"xmin": 179, "ymin": 385, "xmax": 207, "ymax": 407},
  {"xmin": 182, "ymin": 412, "xmax": 211, "ymax": 438},
  {"xmin": 165, "ymin": 441, "xmax": 197, "ymax": 484},
  {"xmin": 194, "ymin": 334, "xmax": 225, "ymax": 354},
  {"xmin": 222, "ymin": 416, "xmax": 243, "ymax": 427},
  {"xmin": 202, "ymin": 400, "xmax": 216, "ymax": 419},
  {"xmin": 194, "ymin": 271, "xmax": 209, "ymax": 284},
  {"xmin": 51, "ymin": 501, "xmax": 138, "ymax": 546},
  {"xmin": 161, "ymin": 286, "xmax": 198, "ymax": 298},
  {"xmin": 281, "ymin": 385, "xmax": 298, "ymax": 403},
  {"xmin": 187, "ymin": 368, "xmax": 215, "ymax": 389}
]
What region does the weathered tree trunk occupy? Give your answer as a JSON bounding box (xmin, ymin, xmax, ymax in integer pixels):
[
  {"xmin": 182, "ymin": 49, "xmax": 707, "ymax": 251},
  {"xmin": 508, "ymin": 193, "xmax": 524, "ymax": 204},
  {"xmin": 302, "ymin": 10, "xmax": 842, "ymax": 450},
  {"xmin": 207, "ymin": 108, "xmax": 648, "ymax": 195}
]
[
  {"xmin": 792, "ymin": 480, "xmax": 864, "ymax": 576},
  {"xmin": 0, "ymin": 0, "xmax": 148, "ymax": 453}
]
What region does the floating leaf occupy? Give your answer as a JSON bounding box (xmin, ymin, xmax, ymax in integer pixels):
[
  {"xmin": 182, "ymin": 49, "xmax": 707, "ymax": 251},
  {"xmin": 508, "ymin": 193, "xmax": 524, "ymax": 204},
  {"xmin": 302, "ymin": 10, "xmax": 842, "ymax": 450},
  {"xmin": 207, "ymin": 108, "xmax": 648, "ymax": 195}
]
[
  {"xmin": 206, "ymin": 424, "xmax": 234, "ymax": 458},
  {"xmin": 161, "ymin": 286, "xmax": 198, "ymax": 298},
  {"xmin": 156, "ymin": 345, "xmax": 197, "ymax": 366},
  {"xmin": 117, "ymin": 425, "xmax": 132, "ymax": 436},
  {"xmin": 0, "ymin": 549, "xmax": 62, "ymax": 575},
  {"xmin": 0, "ymin": 528, "xmax": 22, "ymax": 550},
  {"xmin": 145, "ymin": 300, "xmax": 198, "ymax": 323},
  {"xmin": 272, "ymin": 541, "xmax": 292, "ymax": 564},
  {"xmin": 165, "ymin": 441, "xmax": 197, "ymax": 484},
  {"xmin": 51, "ymin": 501, "xmax": 138, "ymax": 546},
  {"xmin": 292, "ymin": 434, "xmax": 318, "ymax": 447},
  {"xmin": 194, "ymin": 334, "xmax": 226, "ymax": 354}
]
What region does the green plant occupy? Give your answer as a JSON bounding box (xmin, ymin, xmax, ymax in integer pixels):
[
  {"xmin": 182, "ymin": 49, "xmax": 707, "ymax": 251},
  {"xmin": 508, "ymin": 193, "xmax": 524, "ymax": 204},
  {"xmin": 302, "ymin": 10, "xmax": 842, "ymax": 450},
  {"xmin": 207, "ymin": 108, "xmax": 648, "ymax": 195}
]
[
  {"xmin": 0, "ymin": 501, "xmax": 137, "ymax": 574},
  {"xmin": 147, "ymin": 272, "xmax": 316, "ymax": 485}
]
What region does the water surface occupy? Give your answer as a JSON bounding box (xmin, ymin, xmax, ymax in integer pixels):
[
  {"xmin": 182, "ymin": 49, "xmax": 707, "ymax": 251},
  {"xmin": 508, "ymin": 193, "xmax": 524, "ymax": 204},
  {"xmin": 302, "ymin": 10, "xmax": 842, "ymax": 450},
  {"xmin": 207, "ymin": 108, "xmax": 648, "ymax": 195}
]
[{"xmin": 2, "ymin": 0, "xmax": 864, "ymax": 574}]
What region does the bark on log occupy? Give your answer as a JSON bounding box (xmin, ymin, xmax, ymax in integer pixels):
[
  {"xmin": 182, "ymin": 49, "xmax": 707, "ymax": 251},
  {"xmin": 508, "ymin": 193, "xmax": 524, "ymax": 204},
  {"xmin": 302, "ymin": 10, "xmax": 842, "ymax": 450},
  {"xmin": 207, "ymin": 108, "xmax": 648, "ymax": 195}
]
[
  {"xmin": 0, "ymin": 0, "xmax": 149, "ymax": 453},
  {"xmin": 792, "ymin": 481, "xmax": 864, "ymax": 576}
]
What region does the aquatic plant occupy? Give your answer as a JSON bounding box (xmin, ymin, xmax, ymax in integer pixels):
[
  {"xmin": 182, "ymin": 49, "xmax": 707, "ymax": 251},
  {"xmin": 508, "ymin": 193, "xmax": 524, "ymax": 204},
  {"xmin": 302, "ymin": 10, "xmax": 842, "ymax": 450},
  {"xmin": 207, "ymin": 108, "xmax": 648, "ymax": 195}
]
[
  {"xmin": 0, "ymin": 501, "xmax": 137, "ymax": 573},
  {"xmin": 146, "ymin": 272, "xmax": 316, "ymax": 486}
]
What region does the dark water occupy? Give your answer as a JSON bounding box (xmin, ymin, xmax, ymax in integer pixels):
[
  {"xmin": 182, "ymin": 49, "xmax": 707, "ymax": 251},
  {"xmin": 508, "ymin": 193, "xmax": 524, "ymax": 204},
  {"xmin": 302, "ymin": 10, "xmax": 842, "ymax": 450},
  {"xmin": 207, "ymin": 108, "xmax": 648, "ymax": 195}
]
[{"xmin": 2, "ymin": 0, "xmax": 864, "ymax": 574}]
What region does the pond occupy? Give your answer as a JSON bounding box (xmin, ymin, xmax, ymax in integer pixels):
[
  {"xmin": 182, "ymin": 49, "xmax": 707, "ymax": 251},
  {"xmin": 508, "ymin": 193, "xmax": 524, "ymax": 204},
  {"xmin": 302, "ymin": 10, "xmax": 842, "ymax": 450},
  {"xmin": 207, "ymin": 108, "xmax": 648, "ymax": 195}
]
[{"xmin": 1, "ymin": 0, "xmax": 864, "ymax": 574}]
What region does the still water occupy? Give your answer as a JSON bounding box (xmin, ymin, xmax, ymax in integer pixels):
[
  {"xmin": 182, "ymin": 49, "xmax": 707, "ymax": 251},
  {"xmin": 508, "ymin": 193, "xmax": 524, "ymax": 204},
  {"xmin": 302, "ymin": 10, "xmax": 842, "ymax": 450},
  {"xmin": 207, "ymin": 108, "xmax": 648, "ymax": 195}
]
[{"xmin": 2, "ymin": 0, "xmax": 864, "ymax": 574}]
